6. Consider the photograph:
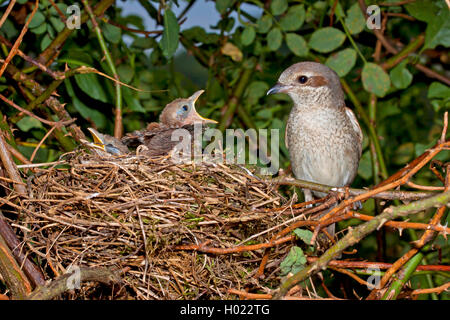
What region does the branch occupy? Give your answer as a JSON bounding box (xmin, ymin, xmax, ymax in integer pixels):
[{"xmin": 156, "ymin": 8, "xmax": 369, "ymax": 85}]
[
  {"xmin": 82, "ymin": 0, "xmax": 122, "ymax": 138},
  {"xmin": 0, "ymin": 211, "xmax": 45, "ymax": 288},
  {"xmin": 273, "ymin": 190, "xmax": 450, "ymax": 299},
  {"xmin": 28, "ymin": 267, "xmax": 120, "ymax": 300},
  {"xmin": 38, "ymin": 0, "xmax": 116, "ymax": 65},
  {"xmin": 0, "ymin": 0, "xmax": 38, "ymax": 78},
  {"xmin": 0, "ymin": 230, "xmax": 32, "ymax": 299},
  {"xmin": 0, "ymin": 131, "xmax": 26, "ymax": 195},
  {"xmin": 271, "ymin": 177, "xmax": 434, "ymax": 201}
]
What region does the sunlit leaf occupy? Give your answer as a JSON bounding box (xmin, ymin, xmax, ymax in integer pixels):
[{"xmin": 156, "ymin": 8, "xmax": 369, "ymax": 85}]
[
  {"xmin": 308, "ymin": 27, "xmax": 345, "ymax": 53},
  {"xmin": 325, "ymin": 48, "xmax": 356, "ymax": 77},
  {"xmin": 280, "ymin": 246, "xmax": 307, "ymax": 276},
  {"xmin": 271, "ymin": 0, "xmax": 288, "ymax": 16},
  {"xmin": 293, "ymin": 228, "xmax": 313, "ymax": 244},
  {"xmin": 257, "ymin": 15, "xmax": 272, "ymax": 34},
  {"xmin": 285, "ymin": 33, "xmax": 308, "ymax": 57},
  {"xmin": 362, "ymin": 63, "xmax": 391, "ymax": 97},
  {"xmin": 279, "ymin": 4, "xmax": 305, "ymax": 31},
  {"xmin": 241, "ymin": 26, "xmax": 256, "ymax": 46},
  {"xmin": 344, "ymin": 3, "xmax": 365, "ymax": 35},
  {"xmin": 221, "ymin": 42, "xmax": 243, "ymax": 61},
  {"xmin": 267, "ymin": 28, "xmax": 282, "ymax": 51},
  {"xmin": 16, "ymin": 117, "xmax": 43, "ymax": 132},
  {"xmin": 159, "ymin": 9, "xmax": 179, "ymax": 59}
]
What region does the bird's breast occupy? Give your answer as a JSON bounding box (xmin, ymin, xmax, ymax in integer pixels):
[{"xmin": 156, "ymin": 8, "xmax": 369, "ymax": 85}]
[{"xmin": 287, "ymin": 107, "xmax": 361, "ymax": 187}]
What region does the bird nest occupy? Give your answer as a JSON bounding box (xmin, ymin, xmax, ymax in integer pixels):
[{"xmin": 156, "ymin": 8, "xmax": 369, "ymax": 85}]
[{"xmin": 11, "ymin": 150, "xmax": 308, "ymax": 299}]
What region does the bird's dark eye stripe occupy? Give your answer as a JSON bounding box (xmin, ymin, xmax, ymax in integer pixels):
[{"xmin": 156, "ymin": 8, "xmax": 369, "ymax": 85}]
[{"xmin": 298, "ymin": 76, "xmax": 308, "ymax": 84}]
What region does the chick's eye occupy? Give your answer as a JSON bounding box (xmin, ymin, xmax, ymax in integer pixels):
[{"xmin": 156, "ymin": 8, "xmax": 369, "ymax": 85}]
[
  {"xmin": 181, "ymin": 105, "xmax": 189, "ymax": 112},
  {"xmin": 298, "ymin": 76, "xmax": 308, "ymax": 84}
]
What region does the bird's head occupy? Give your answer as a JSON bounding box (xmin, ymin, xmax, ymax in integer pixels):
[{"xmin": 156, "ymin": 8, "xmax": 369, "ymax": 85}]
[
  {"xmin": 87, "ymin": 128, "xmax": 128, "ymax": 155},
  {"xmin": 267, "ymin": 62, "xmax": 344, "ymax": 107},
  {"xmin": 159, "ymin": 90, "xmax": 217, "ymax": 127}
]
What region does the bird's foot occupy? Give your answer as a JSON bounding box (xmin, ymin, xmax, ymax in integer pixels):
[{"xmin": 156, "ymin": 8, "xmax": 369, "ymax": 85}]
[{"xmin": 330, "ymin": 186, "xmax": 362, "ymax": 210}]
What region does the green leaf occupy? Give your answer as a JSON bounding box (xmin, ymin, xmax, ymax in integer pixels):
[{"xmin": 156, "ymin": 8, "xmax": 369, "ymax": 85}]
[
  {"xmin": 279, "ymin": 4, "xmax": 305, "ymax": 31},
  {"xmin": 241, "ymin": 26, "xmax": 256, "ymax": 46},
  {"xmin": 246, "ymin": 81, "xmax": 269, "ymax": 102},
  {"xmin": 49, "ymin": 16, "xmax": 65, "ymax": 33},
  {"xmin": 102, "ymin": 23, "xmax": 121, "ymax": 44},
  {"xmin": 30, "ymin": 22, "xmax": 47, "ymax": 35},
  {"xmin": 285, "ymin": 33, "xmax": 308, "ymax": 57},
  {"xmin": 344, "ymin": 3, "xmax": 365, "ymax": 35},
  {"xmin": 270, "ymin": 0, "xmax": 288, "ymax": 16},
  {"xmin": 117, "ymin": 64, "xmax": 134, "ymax": 84},
  {"xmin": 389, "ymin": 61, "xmax": 413, "ymax": 89},
  {"xmin": 361, "ymin": 63, "xmax": 391, "ymax": 97},
  {"xmin": 215, "ymin": 0, "xmax": 233, "ymax": 15},
  {"xmin": 0, "ymin": 19, "xmax": 19, "ymax": 38},
  {"xmin": 325, "ymin": 48, "xmax": 356, "ymax": 77},
  {"xmin": 257, "ymin": 15, "xmax": 272, "ymax": 34},
  {"xmin": 40, "ymin": 34, "xmax": 53, "ymax": 51},
  {"xmin": 280, "ymin": 246, "xmax": 307, "ymax": 276},
  {"xmin": 267, "ymin": 28, "xmax": 282, "ymax": 51},
  {"xmin": 293, "ymin": 228, "xmax": 313, "ymax": 244},
  {"xmin": 49, "ymin": 3, "xmax": 67, "ymax": 16},
  {"xmin": 405, "ymin": 0, "xmax": 439, "ymax": 22},
  {"xmin": 256, "ymin": 109, "xmax": 272, "ymax": 119},
  {"xmin": 423, "ymin": 7, "xmax": 450, "ymax": 50},
  {"xmin": 308, "ymin": 27, "xmax": 345, "ymax": 53},
  {"xmin": 428, "ymin": 82, "xmax": 450, "ymax": 99},
  {"xmin": 74, "ymin": 73, "xmax": 108, "ymax": 103},
  {"xmin": 16, "ymin": 117, "xmax": 43, "ymax": 132},
  {"xmin": 72, "ymin": 96, "xmax": 107, "ymax": 129},
  {"xmin": 131, "ymin": 37, "xmax": 157, "ymax": 49},
  {"xmin": 27, "ymin": 10, "xmax": 45, "ymax": 29},
  {"xmin": 159, "ymin": 9, "xmax": 179, "ymax": 59}
]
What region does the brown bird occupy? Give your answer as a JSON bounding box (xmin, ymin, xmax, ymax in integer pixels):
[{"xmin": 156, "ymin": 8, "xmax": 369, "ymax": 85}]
[
  {"xmin": 122, "ymin": 90, "xmax": 217, "ymax": 156},
  {"xmin": 83, "ymin": 128, "xmax": 130, "ymax": 156},
  {"xmin": 267, "ymin": 62, "xmax": 363, "ymax": 235}
]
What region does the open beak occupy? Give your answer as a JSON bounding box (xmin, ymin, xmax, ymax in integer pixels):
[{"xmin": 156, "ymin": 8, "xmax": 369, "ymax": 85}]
[
  {"xmin": 87, "ymin": 128, "xmax": 106, "ymax": 151},
  {"xmin": 267, "ymin": 83, "xmax": 292, "ymax": 95},
  {"xmin": 187, "ymin": 89, "xmax": 218, "ymax": 124}
]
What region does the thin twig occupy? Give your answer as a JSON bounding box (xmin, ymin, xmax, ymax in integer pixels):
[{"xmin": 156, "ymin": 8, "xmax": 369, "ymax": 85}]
[{"xmin": 0, "ymin": 0, "xmax": 38, "ymax": 78}]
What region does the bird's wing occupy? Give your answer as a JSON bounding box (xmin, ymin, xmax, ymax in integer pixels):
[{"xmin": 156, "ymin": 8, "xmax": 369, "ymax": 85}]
[
  {"xmin": 285, "ymin": 122, "xmax": 289, "ymax": 150},
  {"xmin": 144, "ymin": 125, "xmax": 195, "ymax": 156},
  {"xmin": 121, "ymin": 123, "xmax": 165, "ymax": 147},
  {"xmin": 345, "ymin": 106, "xmax": 363, "ymax": 156}
]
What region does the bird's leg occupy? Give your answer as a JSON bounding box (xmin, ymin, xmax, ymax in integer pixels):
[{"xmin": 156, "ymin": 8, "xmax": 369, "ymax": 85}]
[{"xmin": 303, "ymin": 189, "xmax": 314, "ymax": 208}]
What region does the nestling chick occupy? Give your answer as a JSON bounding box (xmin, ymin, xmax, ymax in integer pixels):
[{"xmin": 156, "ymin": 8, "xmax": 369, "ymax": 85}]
[
  {"xmin": 267, "ymin": 62, "xmax": 363, "ymax": 235},
  {"xmin": 84, "ymin": 128, "xmax": 129, "ymax": 156},
  {"xmin": 122, "ymin": 90, "xmax": 217, "ymax": 156}
]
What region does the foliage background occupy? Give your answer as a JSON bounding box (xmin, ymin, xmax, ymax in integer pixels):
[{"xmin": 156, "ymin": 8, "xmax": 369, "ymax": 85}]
[{"xmin": 0, "ymin": 0, "xmax": 448, "ymax": 299}]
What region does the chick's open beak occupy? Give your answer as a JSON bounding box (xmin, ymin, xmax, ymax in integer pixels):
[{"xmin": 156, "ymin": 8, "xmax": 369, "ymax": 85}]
[
  {"xmin": 187, "ymin": 89, "xmax": 218, "ymax": 124},
  {"xmin": 87, "ymin": 128, "xmax": 106, "ymax": 151}
]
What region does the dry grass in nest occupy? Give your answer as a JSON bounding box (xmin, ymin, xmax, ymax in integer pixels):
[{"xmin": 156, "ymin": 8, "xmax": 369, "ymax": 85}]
[{"xmin": 11, "ymin": 150, "xmax": 309, "ymax": 299}]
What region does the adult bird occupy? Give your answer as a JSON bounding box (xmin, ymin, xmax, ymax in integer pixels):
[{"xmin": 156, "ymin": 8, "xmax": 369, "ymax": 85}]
[
  {"xmin": 267, "ymin": 62, "xmax": 363, "ymax": 236},
  {"xmin": 122, "ymin": 90, "xmax": 217, "ymax": 156}
]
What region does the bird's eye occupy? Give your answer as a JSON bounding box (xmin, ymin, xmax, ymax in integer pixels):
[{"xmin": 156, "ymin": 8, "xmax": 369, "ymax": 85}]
[
  {"xmin": 181, "ymin": 105, "xmax": 189, "ymax": 112},
  {"xmin": 298, "ymin": 76, "xmax": 308, "ymax": 84}
]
